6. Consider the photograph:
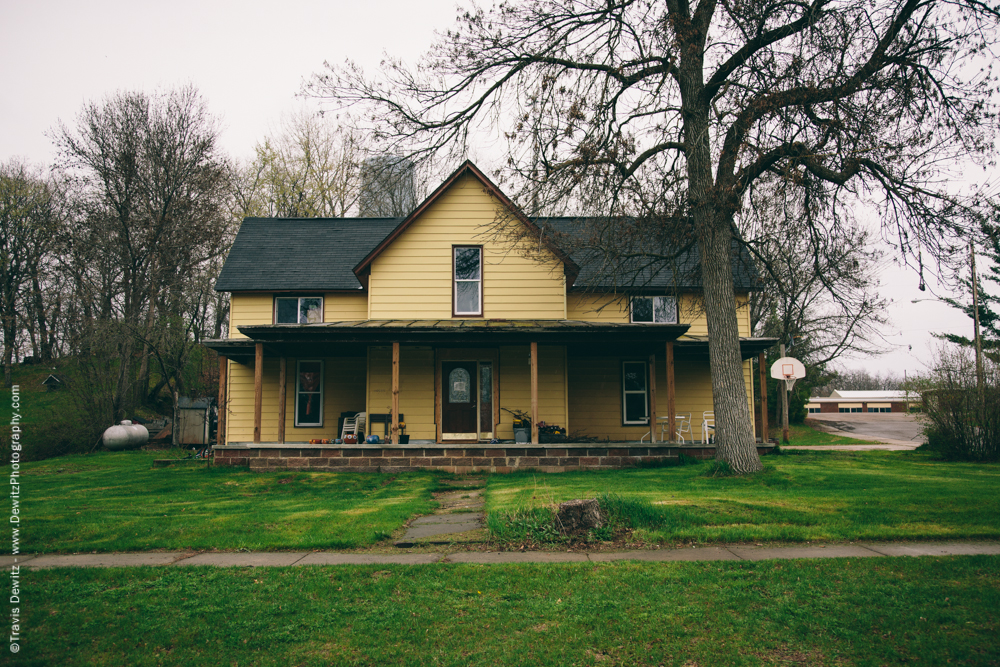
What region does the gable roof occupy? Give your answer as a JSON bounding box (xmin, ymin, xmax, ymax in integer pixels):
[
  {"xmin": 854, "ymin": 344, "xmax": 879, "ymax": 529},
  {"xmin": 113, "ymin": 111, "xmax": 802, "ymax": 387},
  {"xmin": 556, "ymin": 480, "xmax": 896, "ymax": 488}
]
[
  {"xmin": 352, "ymin": 160, "xmax": 579, "ymax": 280},
  {"xmin": 214, "ymin": 217, "xmax": 402, "ymax": 292},
  {"xmin": 214, "ymin": 162, "xmax": 760, "ymax": 293}
]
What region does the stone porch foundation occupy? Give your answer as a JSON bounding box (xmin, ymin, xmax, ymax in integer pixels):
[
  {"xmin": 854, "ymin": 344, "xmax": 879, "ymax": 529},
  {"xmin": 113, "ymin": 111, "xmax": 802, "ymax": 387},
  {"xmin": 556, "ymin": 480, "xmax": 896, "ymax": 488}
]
[{"xmin": 213, "ymin": 442, "xmax": 776, "ymax": 473}]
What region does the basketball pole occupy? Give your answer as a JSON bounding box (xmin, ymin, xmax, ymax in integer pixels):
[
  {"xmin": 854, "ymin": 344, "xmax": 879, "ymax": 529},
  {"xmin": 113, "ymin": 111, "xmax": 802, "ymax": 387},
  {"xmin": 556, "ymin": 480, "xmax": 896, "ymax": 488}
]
[{"xmin": 780, "ymin": 343, "xmax": 790, "ymax": 443}]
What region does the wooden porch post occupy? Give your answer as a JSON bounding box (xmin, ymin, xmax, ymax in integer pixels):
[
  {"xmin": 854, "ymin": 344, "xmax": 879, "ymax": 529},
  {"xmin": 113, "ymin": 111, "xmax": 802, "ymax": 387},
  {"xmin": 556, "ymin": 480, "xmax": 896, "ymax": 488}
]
[
  {"xmin": 530, "ymin": 342, "xmax": 539, "ymax": 445},
  {"xmin": 758, "ymin": 352, "xmax": 768, "ymax": 443},
  {"xmin": 253, "ymin": 343, "xmax": 263, "ymax": 443},
  {"xmin": 391, "ymin": 342, "xmax": 400, "ymax": 445},
  {"xmin": 666, "ymin": 342, "xmax": 676, "ymax": 443},
  {"xmin": 277, "ymin": 356, "xmax": 286, "ymax": 444},
  {"xmin": 217, "ymin": 355, "xmax": 228, "ymax": 446},
  {"xmin": 648, "ymin": 353, "xmax": 657, "ymax": 443}
]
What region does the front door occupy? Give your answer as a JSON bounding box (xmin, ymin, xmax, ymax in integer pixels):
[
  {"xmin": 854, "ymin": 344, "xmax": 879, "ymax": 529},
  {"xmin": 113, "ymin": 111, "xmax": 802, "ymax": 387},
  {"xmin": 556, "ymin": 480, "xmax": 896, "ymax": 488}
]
[{"xmin": 442, "ymin": 361, "xmax": 478, "ymax": 439}]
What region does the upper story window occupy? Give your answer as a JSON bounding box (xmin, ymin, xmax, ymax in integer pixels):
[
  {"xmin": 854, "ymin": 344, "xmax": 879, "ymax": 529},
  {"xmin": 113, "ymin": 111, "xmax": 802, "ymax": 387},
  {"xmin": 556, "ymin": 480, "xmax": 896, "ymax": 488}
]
[
  {"xmin": 453, "ymin": 246, "xmax": 483, "ymax": 316},
  {"xmin": 630, "ymin": 296, "xmax": 677, "ymax": 324},
  {"xmin": 275, "ymin": 296, "xmax": 323, "ymax": 324}
]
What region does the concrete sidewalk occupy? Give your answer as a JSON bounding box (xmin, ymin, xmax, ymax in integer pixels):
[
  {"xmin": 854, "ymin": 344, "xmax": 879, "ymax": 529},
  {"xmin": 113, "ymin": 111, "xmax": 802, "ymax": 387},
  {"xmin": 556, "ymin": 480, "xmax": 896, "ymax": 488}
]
[{"xmin": 4, "ymin": 541, "xmax": 998, "ymax": 569}]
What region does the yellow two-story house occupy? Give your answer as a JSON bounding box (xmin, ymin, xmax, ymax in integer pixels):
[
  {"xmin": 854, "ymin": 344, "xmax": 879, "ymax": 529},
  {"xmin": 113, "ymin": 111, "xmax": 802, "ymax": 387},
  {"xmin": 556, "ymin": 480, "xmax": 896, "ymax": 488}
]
[{"xmin": 207, "ymin": 161, "xmax": 775, "ymax": 472}]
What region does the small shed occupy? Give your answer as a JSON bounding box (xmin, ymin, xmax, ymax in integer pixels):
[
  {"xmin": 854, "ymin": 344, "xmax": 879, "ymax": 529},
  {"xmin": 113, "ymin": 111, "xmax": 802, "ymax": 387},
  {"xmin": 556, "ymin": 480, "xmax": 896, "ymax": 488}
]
[
  {"xmin": 177, "ymin": 397, "xmax": 215, "ymax": 445},
  {"xmin": 40, "ymin": 374, "xmax": 66, "ymax": 391}
]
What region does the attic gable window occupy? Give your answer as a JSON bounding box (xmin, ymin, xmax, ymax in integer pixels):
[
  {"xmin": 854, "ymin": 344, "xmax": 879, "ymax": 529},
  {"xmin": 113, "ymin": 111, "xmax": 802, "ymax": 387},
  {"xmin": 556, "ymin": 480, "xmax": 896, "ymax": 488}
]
[
  {"xmin": 630, "ymin": 296, "xmax": 677, "ymax": 324},
  {"xmin": 453, "ymin": 246, "xmax": 483, "ymax": 316},
  {"xmin": 275, "ymin": 297, "xmax": 323, "ymax": 324}
]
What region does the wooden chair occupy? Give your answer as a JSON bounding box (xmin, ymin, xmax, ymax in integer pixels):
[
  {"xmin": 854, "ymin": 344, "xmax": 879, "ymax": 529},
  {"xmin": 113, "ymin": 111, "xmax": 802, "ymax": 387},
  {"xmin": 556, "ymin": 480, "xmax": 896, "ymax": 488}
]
[{"xmin": 341, "ymin": 412, "xmax": 366, "ymax": 440}]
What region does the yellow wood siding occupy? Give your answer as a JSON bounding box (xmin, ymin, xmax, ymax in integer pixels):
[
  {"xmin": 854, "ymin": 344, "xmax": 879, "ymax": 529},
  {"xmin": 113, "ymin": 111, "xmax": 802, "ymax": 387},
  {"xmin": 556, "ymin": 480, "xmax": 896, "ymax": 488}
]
[
  {"xmin": 228, "ymin": 293, "xmax": 368, "ymax": 339},
  {"xmin": 228, "ymin": 294, "xmax": 273, "ymax": 339},
  {"xmin": 324, "ymin": 293, "xmax": 368, "ymax": 321},
  {"xmin": 224, "ymin": 355, "xmax": 366, "ymax": 443},
  {"xmin": 229, "ymin": 293, "xmax": 369, "ymax": 339},
  {"xmin": 566, "ymin": 293, "xmax": 752, "ymax": 336},
  {"xmin": 566, "ymin": 294, "xmax": 630, "ymax": 321},
  {"xmin": 367, "ymin": 347, "xmax": 436, "ymax": 441},
  {"xmin": 567, "ymin": 353, "xmax": 756, "ymax": 441},
  {"xmin": 369, "ymin": 173, "xmax": 566, "ymax": 319},
  {"xmin": 498, "ymin": 345, "xmax": 567, "ymax": 440}
]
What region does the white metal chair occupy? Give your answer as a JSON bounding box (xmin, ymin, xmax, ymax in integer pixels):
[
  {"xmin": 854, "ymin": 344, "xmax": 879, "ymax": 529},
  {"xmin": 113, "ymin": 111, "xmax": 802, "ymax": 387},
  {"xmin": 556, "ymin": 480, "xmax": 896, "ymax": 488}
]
[
  {"xmin": 341, "ymin": 412, "xmax": 366, "ymax": 439},
  {"xmin": 674, "ymin": 413, "xmax": 692, "ymax": 444},
  {"xmin": 641, "ymin": 413, "xmax": 693, "ymax": 443},
  {"xmin": 701, "ymin": 411, "xmax": 715, "ymax": 444}
]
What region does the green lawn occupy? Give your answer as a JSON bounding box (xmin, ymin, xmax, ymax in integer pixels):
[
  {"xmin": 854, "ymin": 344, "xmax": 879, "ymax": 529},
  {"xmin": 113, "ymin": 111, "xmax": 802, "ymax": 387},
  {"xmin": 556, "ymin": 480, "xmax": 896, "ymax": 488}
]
[
  {"xmin": 20, "ymin": 556, "xmax": 1000, "ymax": 666},
  {"xmin": 778, "ymin": 422, "xmax": 887, "ymax": 446},
  {"xmin": 19, "ymin": 450, "xmax": 438, "ymax": 553},
  {"xmin": 486, "ymin": 450, "xmax": 1000, "ymax": 544}
]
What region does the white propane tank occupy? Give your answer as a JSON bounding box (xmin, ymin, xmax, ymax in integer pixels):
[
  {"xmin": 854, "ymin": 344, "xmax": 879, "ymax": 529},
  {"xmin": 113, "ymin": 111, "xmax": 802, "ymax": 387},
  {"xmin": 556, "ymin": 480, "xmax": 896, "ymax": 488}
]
[
  {"xmin": 102, "ymin": 422, "xmax": 132, "ymax": 451},
  {"xmin": 125, "ymin": 421, "xmax": 149, "ymax": 447}
]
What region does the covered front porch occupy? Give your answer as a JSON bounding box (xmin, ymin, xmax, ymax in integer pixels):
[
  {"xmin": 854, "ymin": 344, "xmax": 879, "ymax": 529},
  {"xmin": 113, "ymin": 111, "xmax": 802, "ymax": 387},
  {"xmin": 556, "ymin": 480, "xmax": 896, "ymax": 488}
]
[{"xmin": 204, "ymin": 320, "xmax": 776, "ymax": 469}]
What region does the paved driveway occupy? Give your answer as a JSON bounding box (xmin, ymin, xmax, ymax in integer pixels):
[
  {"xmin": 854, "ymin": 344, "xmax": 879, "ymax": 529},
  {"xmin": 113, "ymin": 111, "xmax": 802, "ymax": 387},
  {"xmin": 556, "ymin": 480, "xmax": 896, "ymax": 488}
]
[{"xmin": 791, "ymin": 413, "xmax": 927, "ymax": 450}]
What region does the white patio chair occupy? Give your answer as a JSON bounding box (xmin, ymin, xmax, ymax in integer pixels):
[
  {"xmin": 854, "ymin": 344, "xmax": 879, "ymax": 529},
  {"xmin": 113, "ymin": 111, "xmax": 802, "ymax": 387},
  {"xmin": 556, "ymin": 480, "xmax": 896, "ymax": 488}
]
[
  {"xmin": 341, "ymin": 412, "xmax": 366, "ymax": 439},
  {"xmin": 701, "ymin": 411, "xmax": 715, "ymax": 444},
  {"xmin": 673, "ymin": 413, "xmax": 692, "ymax": 444}
]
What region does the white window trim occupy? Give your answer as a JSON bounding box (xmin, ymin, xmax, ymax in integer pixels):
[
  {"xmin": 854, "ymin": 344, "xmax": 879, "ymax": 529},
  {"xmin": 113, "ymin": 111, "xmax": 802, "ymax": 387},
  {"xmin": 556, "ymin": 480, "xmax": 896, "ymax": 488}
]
[
  {"xmin": 453, "ymin": 246, "xmax": 483, "ymax": 316},
  {"xmin": 629, "ymin": 296, "xmax": 678, "ymax": 324},
  {"xmin": 274, "ymin": 296, "xmax": 324, "ymax": 324},
  {"xmin": 622, "ymin": 361, "xmax": 649, "ymax": 425},
  {"xmin": 294, "ymin": 359, "xmax": 324, "ymax": 427}
]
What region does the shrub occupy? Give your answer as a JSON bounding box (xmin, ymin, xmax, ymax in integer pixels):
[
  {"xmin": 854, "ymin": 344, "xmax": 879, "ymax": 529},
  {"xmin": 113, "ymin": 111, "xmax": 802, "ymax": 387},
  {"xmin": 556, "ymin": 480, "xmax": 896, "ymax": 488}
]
[{"xmin": 919, "ymin": 346, "xmax": 1000, "ymax": 461}]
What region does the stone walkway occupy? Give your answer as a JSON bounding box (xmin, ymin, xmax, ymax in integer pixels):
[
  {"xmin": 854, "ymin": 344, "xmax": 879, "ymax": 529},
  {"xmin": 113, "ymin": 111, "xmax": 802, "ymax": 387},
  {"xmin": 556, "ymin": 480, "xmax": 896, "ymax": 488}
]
[
  {"xmin": 394, "ymin": 477, "xmax": 486, "ymax": 548},
  {"xmin": 5, "ymin": 542, "xmax": 998, "ymax": 569}
]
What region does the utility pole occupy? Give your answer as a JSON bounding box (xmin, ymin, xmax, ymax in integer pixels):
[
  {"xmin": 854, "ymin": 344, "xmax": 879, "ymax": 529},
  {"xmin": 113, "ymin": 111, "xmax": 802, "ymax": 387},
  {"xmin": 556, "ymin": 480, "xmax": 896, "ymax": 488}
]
[
  {"xmin": 780, "ymin": 343, "xmax": 790, "ymax": 443},
  {"xmin": 971, "ymin": 241, "xmax": 985, "ymax": 394}
]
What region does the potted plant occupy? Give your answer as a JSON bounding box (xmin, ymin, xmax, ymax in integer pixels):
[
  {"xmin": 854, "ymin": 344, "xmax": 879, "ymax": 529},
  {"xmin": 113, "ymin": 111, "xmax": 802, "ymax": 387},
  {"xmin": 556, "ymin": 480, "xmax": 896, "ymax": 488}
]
[
  {"xmin": 503, "ymin": 407, "xmax": 532, "ymax": 444},
  {"xmin": 398, "ymin": 421, "xmax": 409, "ymax": 444}
]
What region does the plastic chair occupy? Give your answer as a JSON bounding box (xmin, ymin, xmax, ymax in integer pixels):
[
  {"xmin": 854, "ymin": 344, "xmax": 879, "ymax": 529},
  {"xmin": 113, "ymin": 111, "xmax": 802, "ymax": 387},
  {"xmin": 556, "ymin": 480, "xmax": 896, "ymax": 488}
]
[
  {"xmin": 701, "ymin": 411, "xmax": 715, "ymax": 444},
  {"xmin": 341, "ymin": 412, "xmax": 366, "ymax": 439}
]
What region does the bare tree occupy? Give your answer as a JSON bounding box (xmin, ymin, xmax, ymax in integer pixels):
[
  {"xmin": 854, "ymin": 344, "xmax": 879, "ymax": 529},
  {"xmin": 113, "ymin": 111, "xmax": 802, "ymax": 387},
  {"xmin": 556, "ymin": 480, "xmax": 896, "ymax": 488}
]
[
  {"xmin": 748, "ymin": 177, "xmax": 888, "ymax": 367},
  {"xmin": 53, "ymin": 86, "xmax": 231, "ymax": 419},
  {"xmin": 358, "ymin": 156, "xmax": 418, "ymax": 216},
  {"xmin": 0, "ymin": 160, "xmax": 59, "ymax": 385},
  {"xmin": 234, "ymin": 110, "xmax": 364, "ymax": 219},
  {"xmin": 312, "ymin": 0, "xmax": 999, "ymax": 473}
]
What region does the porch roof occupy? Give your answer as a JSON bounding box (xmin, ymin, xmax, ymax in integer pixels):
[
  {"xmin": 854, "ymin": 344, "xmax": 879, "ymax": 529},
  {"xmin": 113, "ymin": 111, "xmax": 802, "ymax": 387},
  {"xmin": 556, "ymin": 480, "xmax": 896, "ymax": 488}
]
[
  {"xmin": 203, "ymin": 321, "xmax": 777, "ymax": 364},
  {"xmin": 673, "ymin": 336, "xmax": 779, "ymax": 361}
]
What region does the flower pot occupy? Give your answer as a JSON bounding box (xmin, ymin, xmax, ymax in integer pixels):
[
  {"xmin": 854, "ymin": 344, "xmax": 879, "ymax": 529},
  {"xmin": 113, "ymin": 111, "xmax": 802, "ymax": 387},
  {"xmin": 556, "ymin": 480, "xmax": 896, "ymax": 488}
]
[
  {"xmin": 399, "ymin": 434, "xmax": 410, "ymax": 444},
  {"xmin": 514, "ymin": 426, "xmax": 530, "ymax": 444}
]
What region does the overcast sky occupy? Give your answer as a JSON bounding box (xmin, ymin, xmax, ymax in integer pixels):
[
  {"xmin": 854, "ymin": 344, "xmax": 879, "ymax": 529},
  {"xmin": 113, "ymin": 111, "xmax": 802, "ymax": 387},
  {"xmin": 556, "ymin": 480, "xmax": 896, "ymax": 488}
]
[{"xmin": 1, "ymin": 0, "xmax": 986, "ymax": 379}]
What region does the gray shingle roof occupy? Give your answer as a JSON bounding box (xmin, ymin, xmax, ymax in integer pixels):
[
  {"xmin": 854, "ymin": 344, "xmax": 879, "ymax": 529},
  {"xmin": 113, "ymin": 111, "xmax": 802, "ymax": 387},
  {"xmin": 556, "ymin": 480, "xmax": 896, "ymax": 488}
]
[
  {"xmin": 214, "ymin": 217, "xmax": 403, "ymax": 292},
  {"xmin": 538, "ymin": 217, "xmax": 760, "ymax": 291},
  {"xmin": 216, "ymin": 215, "xmax": 759, "ymax": 293}
]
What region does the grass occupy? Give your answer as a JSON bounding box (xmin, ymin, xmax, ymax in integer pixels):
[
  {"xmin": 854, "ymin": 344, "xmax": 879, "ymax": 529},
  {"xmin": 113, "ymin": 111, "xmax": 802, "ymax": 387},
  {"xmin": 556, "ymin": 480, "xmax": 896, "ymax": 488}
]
[
  {"xmin": 777, "ymin": 422, "xmax": 889, "ymax": 446},
  {"xmin": 17, "ymin": 450, "xmax": 439, "ymax": 553},
  {"xmin": 18, "ymin": 556, "xmax": 1000, "ymax": 666},
  {"xmin": 486, "ymin": 450, "xmax": 1000, "ymax": 545}
]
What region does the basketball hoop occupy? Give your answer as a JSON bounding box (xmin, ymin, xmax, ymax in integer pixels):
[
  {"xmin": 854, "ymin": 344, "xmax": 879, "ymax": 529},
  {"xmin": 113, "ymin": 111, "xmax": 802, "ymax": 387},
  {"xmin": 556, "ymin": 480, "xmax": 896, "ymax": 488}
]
[{"xmin": 771, "ymin": 357, "xmax": 806, "ymax": 392}]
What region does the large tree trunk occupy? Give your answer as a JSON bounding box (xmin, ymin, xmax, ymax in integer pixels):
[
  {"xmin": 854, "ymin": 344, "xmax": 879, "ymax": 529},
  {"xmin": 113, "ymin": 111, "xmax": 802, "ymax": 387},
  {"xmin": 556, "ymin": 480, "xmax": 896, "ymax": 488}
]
[
  {"xmin": 676, "ymin": 10, "xmax": 763, "ymax": 474},
  {"xmin": 698, "ymin": 216, "xmax": 763, "ymax": 473}
]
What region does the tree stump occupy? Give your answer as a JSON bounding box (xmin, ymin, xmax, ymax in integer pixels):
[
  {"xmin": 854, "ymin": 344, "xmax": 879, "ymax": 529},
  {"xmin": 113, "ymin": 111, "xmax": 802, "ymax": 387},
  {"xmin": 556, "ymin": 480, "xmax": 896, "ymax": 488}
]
[{"xmin": 556, "ymin": 498, "xmax": 602, "ymax": 533}]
